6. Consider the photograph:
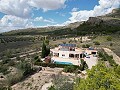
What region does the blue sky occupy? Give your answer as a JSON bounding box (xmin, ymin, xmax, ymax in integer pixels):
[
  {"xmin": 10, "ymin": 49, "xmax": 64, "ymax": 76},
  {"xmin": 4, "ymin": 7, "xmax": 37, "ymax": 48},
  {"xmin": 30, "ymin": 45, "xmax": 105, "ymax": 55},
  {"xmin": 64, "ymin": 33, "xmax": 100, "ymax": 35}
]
[
  {"xmin": 28, "ymin": 0, "xmax": 99, "ymax": 25},
  {"xmin": 0, "ymin": 0, "xmax": 119, "ymax": 32}
]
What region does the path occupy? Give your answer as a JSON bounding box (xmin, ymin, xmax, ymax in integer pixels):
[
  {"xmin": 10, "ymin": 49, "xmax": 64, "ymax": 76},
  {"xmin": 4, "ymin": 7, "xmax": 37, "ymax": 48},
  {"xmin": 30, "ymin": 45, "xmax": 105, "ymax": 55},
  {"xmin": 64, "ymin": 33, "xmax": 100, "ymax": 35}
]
[{"xmin": 103, "ymin": 48, "xmax": 120, "ymax": 65}]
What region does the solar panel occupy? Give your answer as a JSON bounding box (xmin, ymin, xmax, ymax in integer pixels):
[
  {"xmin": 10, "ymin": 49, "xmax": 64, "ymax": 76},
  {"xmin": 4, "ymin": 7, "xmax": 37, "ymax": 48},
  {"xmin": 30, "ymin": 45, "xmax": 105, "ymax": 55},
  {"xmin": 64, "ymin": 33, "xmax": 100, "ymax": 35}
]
[{"xmin": 59, "ymin": 44, "xmax": 76, "ymax": 47}]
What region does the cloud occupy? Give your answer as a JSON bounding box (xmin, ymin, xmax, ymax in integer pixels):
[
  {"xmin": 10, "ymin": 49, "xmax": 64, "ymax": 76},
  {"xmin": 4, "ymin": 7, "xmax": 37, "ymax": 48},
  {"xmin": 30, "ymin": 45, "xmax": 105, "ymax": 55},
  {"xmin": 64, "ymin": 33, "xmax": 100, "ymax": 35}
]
[
  {"xmin": 34, "ymin": 17, "xmax": 56, "ymax": 23},
  {"xmin": 0, "ymin": 0, "xmax": 66, "ymax": 18},
  {"xmin": 28, "ymin": 0, "xmax": 66, "ymax": 12},
  {"xmin": 0, "ymin": 15, "xmax": 28, "ymax": 27},
  {"xmin": 0, "ymin": 0, "xmax": 31, "ymax": 18},
  {"xmin": 71, "ymin": 8, "xmax": 79, "ymax": 12},
  {"xmin": 0, "ymin": 15, "xmax": 56, "ymax": 33},
  {"xmin": 66, "ymin": 0, "xmax": 120, "ymax": 23},
  {"xmin": 0, "ymin": 15, "xmax": 34, "ymax": 32},
  {"xmin": 0, "ymin": 0, "xmax": 63, "ymax": 33}
]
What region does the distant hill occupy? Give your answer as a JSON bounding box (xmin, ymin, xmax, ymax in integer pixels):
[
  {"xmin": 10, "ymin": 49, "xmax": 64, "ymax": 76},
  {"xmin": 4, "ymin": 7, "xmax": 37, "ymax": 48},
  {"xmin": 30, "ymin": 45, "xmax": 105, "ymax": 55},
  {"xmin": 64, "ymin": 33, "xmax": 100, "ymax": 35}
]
[
  {"xmin": 76, "ymin": 8, "xmax": 120, "ymax": 35},
  {"xmin": 2, "ymin": 8, "xmax": 120, "ymax": 36},
  {"xmin": 87, "ymin": 8, "xmax": 120, "ymax": 25},
  {"xmin": 106, "ymin": 8, "xmax": 120, "ymax": 18},
  {"xmin": 66, "ymin": 22, "xmax": 83, "ymax": 29}
]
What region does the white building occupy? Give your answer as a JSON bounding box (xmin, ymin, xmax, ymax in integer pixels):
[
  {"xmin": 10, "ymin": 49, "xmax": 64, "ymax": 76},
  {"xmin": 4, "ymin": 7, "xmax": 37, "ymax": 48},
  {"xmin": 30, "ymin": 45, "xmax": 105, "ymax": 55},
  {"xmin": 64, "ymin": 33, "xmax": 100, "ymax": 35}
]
[{"xmin": 50, "ymin": 44, "xmax": 97, "ymax": 66}]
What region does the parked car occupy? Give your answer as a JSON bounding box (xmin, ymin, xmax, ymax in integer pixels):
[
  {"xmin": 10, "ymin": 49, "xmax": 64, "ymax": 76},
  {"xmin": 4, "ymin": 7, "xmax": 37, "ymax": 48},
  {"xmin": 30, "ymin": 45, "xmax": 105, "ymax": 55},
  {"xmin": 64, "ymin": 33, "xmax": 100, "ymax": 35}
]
[{"xmin": 93, "ymin": 54, "xmax": 97, "ymax": 57}]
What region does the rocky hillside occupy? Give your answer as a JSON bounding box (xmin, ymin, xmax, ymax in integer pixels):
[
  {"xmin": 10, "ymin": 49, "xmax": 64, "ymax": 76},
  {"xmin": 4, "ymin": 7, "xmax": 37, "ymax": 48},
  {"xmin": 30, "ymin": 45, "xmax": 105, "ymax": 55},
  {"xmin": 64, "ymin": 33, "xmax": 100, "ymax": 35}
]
[
  {"xmin": 66, "ymin": 22, "xmax": 83, "ymax": 29},
  {"xmin": 106, "ymin": 8, "xmax": 120, "ymax": 18},
  {"xmin": 76, "ymin": 8, "xmax": 120, "ymax": 35},
  {"xmin": 87, "ymin": 8, "xmax": 120, "ymax": 25}
]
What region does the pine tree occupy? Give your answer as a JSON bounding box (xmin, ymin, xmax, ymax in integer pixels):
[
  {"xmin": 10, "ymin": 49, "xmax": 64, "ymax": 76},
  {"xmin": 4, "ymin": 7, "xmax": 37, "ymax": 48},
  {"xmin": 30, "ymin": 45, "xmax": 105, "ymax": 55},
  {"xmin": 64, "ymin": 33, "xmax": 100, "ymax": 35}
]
[
  {"xmin": 46, "ymin": 46, "xmax": 50, "ymax": 56},
  {"xmin": 74, "ymin": 62, "xmax": 120, "ymax": 90},
  {"xmin": 41, "ymin": 41, "xmax": 47, "ymax": 58}
]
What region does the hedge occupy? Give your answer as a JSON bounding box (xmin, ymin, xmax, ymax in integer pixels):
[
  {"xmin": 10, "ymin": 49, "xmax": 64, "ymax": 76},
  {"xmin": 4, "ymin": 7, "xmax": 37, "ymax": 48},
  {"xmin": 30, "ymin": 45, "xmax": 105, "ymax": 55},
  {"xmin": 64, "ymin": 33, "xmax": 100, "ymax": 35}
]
[{"xmin": 34, "ymin": 62, "xmax": 80, "ymax": 69}]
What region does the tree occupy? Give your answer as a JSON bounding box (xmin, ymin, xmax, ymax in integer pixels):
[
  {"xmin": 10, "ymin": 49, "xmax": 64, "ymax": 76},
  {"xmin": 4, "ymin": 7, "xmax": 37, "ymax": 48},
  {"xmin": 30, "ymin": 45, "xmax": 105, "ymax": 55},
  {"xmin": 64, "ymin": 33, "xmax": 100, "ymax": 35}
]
[
  {"xmin": 17, "ymin": 61, "xmax": 33, "ymax": 76},
  {"xmin": 34, "ymin": 55, "xmax": 42, "ymax": 62},
  {"xmin": 74, "ymin": 62, "xmax": 120, "ymax": 90},
  {"xmin": 82, "ymin": 44, "xmax": 90, "ymax": 48},
  {"xmin": 46, "ymin": 46, "xmax": 50, "ymax": 56},
  {"xmin": 41, "ymin": 40, "xmax": 50, "ymax": 58},
  {"xmin": 41, "ymin": 41, "xmax": 47, "ymax": 58},
  {"xmin": 45, "ymin": 39, "xmax": 49, "ymax": 45},
  {"xmin": 0, "ymin": 39, "xmax": 5, "ymax": 44},
  {"xmin": 80, "ymin": 59, "xmax": 88, "ymax": 71}
]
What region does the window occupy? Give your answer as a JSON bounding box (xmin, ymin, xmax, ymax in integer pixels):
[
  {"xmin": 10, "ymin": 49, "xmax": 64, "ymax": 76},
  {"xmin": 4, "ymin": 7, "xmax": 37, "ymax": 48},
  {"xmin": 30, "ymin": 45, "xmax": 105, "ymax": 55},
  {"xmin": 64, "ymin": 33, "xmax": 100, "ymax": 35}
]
[
  {"xmin": 91, "ymin": 52, "xmax": 96, "ymax": 54},
  {"xmin": 80, "ymin": 54, "xmax": 83, "ymax": 58},
  {"xmin": 75, "ymin": 54, "xmax": 79, "ymax": 58},
  {"xmin": 69, "ymin": 54, "xmax": 74, "ymax": 58},
  {"xmin": 54, "ymin": 53, "xmax": 59, "ymax": 57},
  {"xmin": 62, "ymin": 54, "xmax": 65, "ymax": 56},
  {"xmin": 70, "ymin": 48, "xmax": 75, "ymax": 51}
]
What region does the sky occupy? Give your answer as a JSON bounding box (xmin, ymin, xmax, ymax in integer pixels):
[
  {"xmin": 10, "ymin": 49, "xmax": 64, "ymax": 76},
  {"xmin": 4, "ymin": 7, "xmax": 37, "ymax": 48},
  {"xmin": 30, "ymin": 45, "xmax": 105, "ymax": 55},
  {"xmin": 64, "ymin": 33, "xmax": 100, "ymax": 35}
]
[{"xmin": 0, "ymin": 0, "xmax": 120, "ymax": 33}]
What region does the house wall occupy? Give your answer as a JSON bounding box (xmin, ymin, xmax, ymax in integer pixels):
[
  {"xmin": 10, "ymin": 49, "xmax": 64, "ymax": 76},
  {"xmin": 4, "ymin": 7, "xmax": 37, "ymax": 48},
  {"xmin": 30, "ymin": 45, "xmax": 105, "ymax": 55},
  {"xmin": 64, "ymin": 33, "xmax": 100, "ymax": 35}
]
[
  {"xmin": 51, "ymin": 48, "xmax": 97, "ymax": 59},
  {"xmin": 59, "ymin": 51, "xmax": 70, "ymax": 58},
  {"xmin": 51, "ymin": 50, "xmax": 83, "ymax": 59},
  {"xmin": 85, "ymin": 50, "xmax": 97, "ymax": 55}
]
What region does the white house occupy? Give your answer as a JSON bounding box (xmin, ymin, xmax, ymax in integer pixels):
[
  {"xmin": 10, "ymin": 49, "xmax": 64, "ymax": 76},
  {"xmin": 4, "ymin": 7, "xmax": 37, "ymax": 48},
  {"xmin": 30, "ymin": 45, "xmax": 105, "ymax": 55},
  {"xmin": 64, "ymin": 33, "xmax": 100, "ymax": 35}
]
[{"xmin": 50, "ymin": 44, "xmax": 97, "ymax": 66}]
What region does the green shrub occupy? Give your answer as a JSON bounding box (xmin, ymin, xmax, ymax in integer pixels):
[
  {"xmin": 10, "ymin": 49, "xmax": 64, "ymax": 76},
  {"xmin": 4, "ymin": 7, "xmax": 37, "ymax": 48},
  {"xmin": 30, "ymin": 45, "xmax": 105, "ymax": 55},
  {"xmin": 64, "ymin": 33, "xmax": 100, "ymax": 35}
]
[
  {"xmin": 93, "ymin": 41, "xmax": 100, "ymax": 45},
  {"xmin": 63, "ymin": 65, "xmax": 77, "ymax": 73},
  {"xmin": 34, "ymin": 56, "xmax": 42, "ymax": 63},
  {"xmin": 34, "ymin": 62, "xmax": 80, "ymax": 70},
  {"xmin": 98, "ymin": 51, "xmax": 117, "ymax": 66},
  {"xmin": 0, "ymin": 65, "xmax": 9, "ymax": 75},
  {"xmin": 69, "ymin": 40, "xmax": 72, "ymax": 43},
  {"xmin": 48, "ymin": 85, "xmax": 56, "ymax": 90},
  {"xmin": 8, "ymin": 60, "xmax": 15, "ymax": 66},
  {"xmin": 80, "ymin": 59, "xmax": 88, "ymax": 71},
  {"xmin": 82, "ymin": 44, "xmax": 90, "ymax": 48},
  {"xmin": 7, "ymin": 71, "xmax": 23, "ymax": 85},
  {"xmin": 107, "ymin": 36, "xmax": 112, "ymax": 41},
  {"xmin": 45, "ymin": 39, "xmax": 49, "ymax": 45},
  {"xmin": 2, "ymin": 59, "xmax": 11, "ymax": 64},
  {"xmin": 0, "ymin": 86, "xmax": 11, "ymax": 90},
  {"xmin": 17, "ymin": 61, "xmax": 34, "ymax": 76},
  {"xmin": 110, "ymin": 43, "xmax": 113, "ymax": 46},
  {"xmin": 16, "ymin": 56, "xmax": 21, "ymax": 61},
  {"xmin": 52, "ymin": 75, "xmax": 73, "ymax": 90},
  {"xmin": 34, "ymin": 56, "xmax": 39, "ymax": 60},
  {"xmin": 63, "ymin": 41, "xmax": 66, "ymax": 44}
]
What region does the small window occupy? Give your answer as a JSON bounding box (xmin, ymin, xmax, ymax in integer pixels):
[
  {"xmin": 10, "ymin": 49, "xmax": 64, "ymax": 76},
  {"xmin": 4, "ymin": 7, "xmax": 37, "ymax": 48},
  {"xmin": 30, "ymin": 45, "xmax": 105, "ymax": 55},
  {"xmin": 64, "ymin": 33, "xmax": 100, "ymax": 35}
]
[
  {"xmin": 92, "ymin": 52, "xmax": 96, "ymax": 54},
  {"xmin": 62, "ymin": 54, "xmax": 65, "ymax": 56},
  {"xmin": 69, "ymin": 54, "xmax": 74, "ymax": 58},
  {"xmin": 75, "ymin": 54, "xmax": 79, "ymax": 58}
]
